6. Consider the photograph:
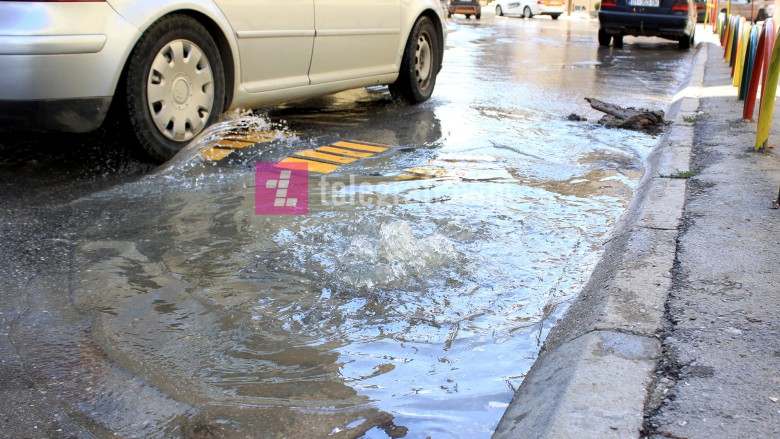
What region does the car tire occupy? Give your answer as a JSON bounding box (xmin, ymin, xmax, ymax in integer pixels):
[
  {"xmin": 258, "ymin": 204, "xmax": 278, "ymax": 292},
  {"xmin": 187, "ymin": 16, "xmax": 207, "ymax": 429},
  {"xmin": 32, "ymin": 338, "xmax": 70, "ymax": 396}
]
[
  {"xmin": 679, "ymin": 31, "xmax": 692, "ymax": 49},
  {"xmin": 613, "ymin": 34, "xmax": 624, "ymax": 48},
  {"xmin": 523, "ymin": 6, "xmax": 532, "ymax": 18},
  {"xmin": 598, "ymin": 28, "xmax": 612, "ymax": 46},
  {"xmin": 551, "ymin": 14, "xmax": 561, "ymax": 20},
  {"xmin": 448, "ymin": 11, "xmax": 452, "ymax": 17},
  {"xmin": 125, "ymin": 15, "xmax": 226, "ymax": 161},
  {"xmin": 389, "ymin": 16, "xmax": 441, "ymax": 104},
  {"xmin": 476, "ymin": 13, "xmax": 481, "ymax": 19},
  {"xmin": 496, "ymin": 5, "xmax": 504, "ymax": 16}
]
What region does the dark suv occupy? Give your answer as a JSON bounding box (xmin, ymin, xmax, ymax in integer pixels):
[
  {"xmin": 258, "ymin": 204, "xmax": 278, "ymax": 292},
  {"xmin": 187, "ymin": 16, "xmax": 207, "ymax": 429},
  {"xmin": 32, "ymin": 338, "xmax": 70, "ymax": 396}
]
[
  {"xmin": 598, "ymin": 0, "xmax": 696, "ymax": 49},
  {"xmin": 448, "ymin": 1, "xmax": 482, "ymax": 19}
]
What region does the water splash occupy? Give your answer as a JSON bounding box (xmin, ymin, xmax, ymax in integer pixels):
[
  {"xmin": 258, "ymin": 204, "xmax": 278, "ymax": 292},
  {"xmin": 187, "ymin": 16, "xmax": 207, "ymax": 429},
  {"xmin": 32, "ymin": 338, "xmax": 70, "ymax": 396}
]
[
  {"xmin": 156, "ymin": 110, "xmax": 271, "ymax": 172},
  {"xmin": 335, "ymin": 221, "xmax": 458, "ymax": 291}
]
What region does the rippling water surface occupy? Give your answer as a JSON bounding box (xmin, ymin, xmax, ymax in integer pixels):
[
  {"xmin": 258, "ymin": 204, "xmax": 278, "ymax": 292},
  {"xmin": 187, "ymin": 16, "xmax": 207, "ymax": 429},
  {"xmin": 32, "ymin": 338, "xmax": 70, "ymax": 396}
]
[{"xmin": 10, "ymin": 17, "xmax": 691, "ymax": 438}]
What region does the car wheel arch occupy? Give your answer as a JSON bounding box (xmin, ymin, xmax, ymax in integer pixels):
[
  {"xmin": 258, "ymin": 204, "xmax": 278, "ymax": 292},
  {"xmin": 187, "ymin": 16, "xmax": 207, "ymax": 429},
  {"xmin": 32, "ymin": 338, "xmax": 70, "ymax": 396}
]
[
  {"xmin": 421, "ymin": 10, "xmax": 446, "ymax": 73},
  {"xmin": 110, "ymin": 7, "xmax": 239, "ymax": 112},
  {"xmin": 397, "ymin": 9, "xmax": 446, "ymax": 77}
]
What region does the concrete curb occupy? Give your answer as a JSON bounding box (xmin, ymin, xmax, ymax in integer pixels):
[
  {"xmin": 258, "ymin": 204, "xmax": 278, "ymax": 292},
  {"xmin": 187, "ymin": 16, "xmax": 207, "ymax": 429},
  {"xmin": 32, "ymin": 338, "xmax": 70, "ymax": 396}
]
[{"xmin": 493, "ymin": 42, "xmax": 708, "ymax": 438}]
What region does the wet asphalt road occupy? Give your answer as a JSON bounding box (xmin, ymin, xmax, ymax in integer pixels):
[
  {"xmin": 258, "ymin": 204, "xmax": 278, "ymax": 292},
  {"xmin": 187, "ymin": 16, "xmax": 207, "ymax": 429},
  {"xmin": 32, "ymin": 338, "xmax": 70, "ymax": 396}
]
[{"xmin": 0, "ymin": 13, "xmax": 693, "ymax": 439}]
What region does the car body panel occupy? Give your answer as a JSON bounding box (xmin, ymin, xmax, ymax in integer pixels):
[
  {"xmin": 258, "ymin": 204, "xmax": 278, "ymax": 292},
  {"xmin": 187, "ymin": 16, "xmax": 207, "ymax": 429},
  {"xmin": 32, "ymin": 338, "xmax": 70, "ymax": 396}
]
[
  {"xmin": 694, "ymin": 0, "xmax": 706, "ymax": 22},
  {"xmin": 214, "ymin": 0, "xmax": 315, "ymax": 93},
  {"xmin": 0, "ymin": 0, "xmax": 446, "ymax": 132},
  {"xmin": 599, "ymin": 0, "xmax": 696, "ymax": 40},
  {"xmin": 495, "ymin": 0, "xmax": 564, "ymax": 17},
  {"xmin": 448, "ymin": 1, "xmax": 481, "ymax": 17},
  {"xmin": 309, "ymin": 0, "xmax": 402, "ymax": 85},
  {"xmin": 0, "ymin": 3, "xmax": 140, "ymax": 100}
]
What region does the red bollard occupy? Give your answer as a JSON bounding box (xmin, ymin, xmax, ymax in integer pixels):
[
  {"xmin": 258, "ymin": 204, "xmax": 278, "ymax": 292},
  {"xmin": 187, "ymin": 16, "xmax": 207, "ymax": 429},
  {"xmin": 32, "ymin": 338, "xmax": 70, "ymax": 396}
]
[{"xmin": 744, "ymin": 23, "xmax": 768, "ymax": 119}]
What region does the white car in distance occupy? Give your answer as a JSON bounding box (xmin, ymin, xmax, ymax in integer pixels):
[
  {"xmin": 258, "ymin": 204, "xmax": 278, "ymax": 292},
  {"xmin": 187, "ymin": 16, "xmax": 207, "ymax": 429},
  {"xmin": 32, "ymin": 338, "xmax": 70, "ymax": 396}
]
[
  {"xmin": 0, "ymin": 0, "xmax": 446, "ymax": 161},
  {"xmin": 494, "ymin": 0, "xmax": 565, "ymax": 19}
]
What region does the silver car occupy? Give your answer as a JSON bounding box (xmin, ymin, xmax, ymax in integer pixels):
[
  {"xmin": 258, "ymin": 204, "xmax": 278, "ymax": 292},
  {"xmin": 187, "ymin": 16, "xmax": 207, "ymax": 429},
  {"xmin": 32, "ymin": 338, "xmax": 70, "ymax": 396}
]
[{"xmin": 0, "ymin": 0, "xmax": 446, "ymax": 160}]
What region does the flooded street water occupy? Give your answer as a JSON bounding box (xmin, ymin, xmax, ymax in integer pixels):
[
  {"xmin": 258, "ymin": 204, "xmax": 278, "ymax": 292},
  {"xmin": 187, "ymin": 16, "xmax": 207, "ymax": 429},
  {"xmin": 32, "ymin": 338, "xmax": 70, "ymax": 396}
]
[{"xmin": 4, "ymin": 14, "xmax": 693, "ymax": 438}]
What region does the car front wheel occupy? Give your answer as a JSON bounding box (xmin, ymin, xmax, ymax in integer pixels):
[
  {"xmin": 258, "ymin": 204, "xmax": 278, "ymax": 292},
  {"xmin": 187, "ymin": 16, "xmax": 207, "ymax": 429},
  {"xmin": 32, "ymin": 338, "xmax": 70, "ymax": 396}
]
[
  {"xmin": 496, "ymin": 5, "xmax": 504, "ymax": 16},
  {"xmin": 389, "ymin": 16, "xmax": 441, "ymax": 104},
  {"xmin": 125, "ymin": 15, "xmax": 226, "ymax": 161},
  {"xmin": 523, "ymin": 7, "xmax": 532, "ymax": 18}
]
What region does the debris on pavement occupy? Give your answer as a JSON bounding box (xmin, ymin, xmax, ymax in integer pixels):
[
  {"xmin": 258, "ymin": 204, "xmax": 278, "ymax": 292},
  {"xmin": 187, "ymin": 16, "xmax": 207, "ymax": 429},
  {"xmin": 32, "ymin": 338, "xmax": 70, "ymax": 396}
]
[{"xmin": 585, "ymin": 97, "xmax": 667, "ymax": 130}]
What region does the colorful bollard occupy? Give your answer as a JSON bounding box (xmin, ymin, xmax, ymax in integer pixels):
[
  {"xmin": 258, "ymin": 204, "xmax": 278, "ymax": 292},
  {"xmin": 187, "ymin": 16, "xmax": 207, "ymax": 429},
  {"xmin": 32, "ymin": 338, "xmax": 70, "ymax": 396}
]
[
  {"xmin": 755, "ymin": 26, "xmax": 780, "ymax": 149},
  {"xmin": 744, "ymin": 21, "xmax": 770, "ymax": 120},
  {"xmin": 734, "ymin": 22, "xmax": 751, "ymax": 88},
  {"xmin": 740, "ymin": 25, "xmax": 759, "ymax": 101}
]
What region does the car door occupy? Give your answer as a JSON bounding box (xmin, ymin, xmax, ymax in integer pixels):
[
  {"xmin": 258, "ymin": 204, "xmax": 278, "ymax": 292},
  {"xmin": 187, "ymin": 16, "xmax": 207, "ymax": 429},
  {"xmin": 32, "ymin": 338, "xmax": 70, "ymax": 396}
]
[
  {"xmin": 214, "ymin": 0, "xmax": 315, "ymax": 93},
  {"xmin": 309, "ymin": 0, "xmax": 402, "ymax": 85}
]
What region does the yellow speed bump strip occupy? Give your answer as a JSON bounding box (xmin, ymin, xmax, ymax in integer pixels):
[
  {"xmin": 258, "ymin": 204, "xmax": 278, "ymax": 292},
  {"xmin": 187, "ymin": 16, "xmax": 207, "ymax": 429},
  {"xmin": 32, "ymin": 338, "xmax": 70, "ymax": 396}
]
[
  {"xmin": 317, "ymin": 146, "xmax": 374, "ymax": 158},
  {"xmin": 223, "ymin": 131, "xmax": 289, "ymax": 144},
  {"xmin": 200, "ymin": 130, "xmax": 296, "ymax": 160},
  {"xmin": 201, "ymin": 134, "xmax": 394, "ymax": 175},
  {"xmin": 278, "ymin": 157, "xmax": 341, "ymax": 174},
  {"xmin": 216, "ymin": 139, "xmax": 255, "ymax": 149},
  {"xmin": 201, "ymin": 147, "xmax": 235, "ymax": 161},
  {"xmin": 283, "ymin": 140, "xmax": 393, "ymax": 174},
  {"xmin": 331, "ymin": 141, "xmax": 389, "ymax": 153},
  {"xmin": 293, "ymin": 150, "xmax": 358, "ymax": 164}
]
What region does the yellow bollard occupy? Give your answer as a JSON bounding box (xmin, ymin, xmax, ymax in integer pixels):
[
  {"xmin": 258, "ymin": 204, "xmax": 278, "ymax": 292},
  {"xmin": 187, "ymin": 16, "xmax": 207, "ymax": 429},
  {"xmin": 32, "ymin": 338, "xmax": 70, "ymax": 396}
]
[
  {"xmin": 725, "ymin": 17, "xmax": 736, "ymax": 63},
  {"xmin": 734, "ymin": 22, "xmax": 752, "ymax": 88},
  {"xmin": 755, "ymin": 29, "xmax": 780, "ymax": 149}
]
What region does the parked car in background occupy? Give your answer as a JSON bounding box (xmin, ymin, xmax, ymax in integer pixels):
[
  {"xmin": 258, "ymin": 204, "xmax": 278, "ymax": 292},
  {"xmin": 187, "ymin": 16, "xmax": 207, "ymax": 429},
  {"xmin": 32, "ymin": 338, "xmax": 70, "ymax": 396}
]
[
  {"xmin": 494, "ymin": 0, "xmax": 565, "ymax": 19},
  {"xmin": 448, "ymin": 0, "xmax": 482, "ymax": 19},
  {"xmin": 694, "ymin": 0, "xmax": 707, "ymax": 22},
  {"xmin": 598, "ymin": 0, "xmax": 697, "ymax": 49},
  {"xmin": 0, "ymin": 0, "xmax": 446, "ymax": 161},
  {"xmin": 721, "ymin": 0, "xmax": 774, "ymax": 22}
]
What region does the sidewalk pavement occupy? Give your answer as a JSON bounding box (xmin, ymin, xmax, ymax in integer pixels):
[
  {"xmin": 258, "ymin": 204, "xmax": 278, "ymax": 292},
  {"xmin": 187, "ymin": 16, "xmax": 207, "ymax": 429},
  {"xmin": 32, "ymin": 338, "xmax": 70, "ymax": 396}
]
[{"xmin": 495, "ymin": 29, "xmax": 780, "ymax": 438}]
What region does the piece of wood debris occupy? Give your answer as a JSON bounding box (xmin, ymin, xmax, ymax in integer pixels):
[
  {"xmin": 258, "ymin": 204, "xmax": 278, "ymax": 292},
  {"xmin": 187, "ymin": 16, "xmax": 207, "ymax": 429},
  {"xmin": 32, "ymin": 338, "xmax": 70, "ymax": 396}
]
[{"xmin": 585, "ymin": 97, "xmax": 666, "ymax": 130}]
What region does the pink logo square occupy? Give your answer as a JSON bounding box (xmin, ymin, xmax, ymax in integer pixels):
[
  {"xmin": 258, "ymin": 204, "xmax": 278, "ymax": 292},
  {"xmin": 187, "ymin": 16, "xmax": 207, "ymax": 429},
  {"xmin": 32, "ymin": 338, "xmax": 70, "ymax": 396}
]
[{"xmin": 255, "ymin": 162, "xmax": 309, "ymax": 215}]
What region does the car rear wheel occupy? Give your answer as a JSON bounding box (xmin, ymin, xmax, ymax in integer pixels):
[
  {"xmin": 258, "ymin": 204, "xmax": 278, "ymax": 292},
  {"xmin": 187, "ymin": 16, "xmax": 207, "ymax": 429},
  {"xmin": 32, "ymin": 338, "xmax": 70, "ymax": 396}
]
[
  {"xmin": 523, "ymin": 7, "xmax": 532, "ymax": 18},
  {"xmin": 679, "ymin": 30, "xmax": 693, "ymax": 49},
  {"xmin": 389, "ymin": 16, "xmax": 441, "ymax": 104},
  {"xmin": 613, "ymin": 34, "xmax": 624, "ymax": 48},
  {"xmin": 598, "ymin": 28, "xmax": 612, "ymax": 46},
  {"xmin": 125, "ymin": 15, "xmax": 226, "ymax": 161},
  {"xmin": 496, "ymin": 5, "xmax": 504, "ymax": 15},
  {"xmin": 551, "ymin": 14, "xmax": 561, "ymax": 20},
  {"xmin": 476, "ymin": 12, "xmax": 481, "ymax": 19}
]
